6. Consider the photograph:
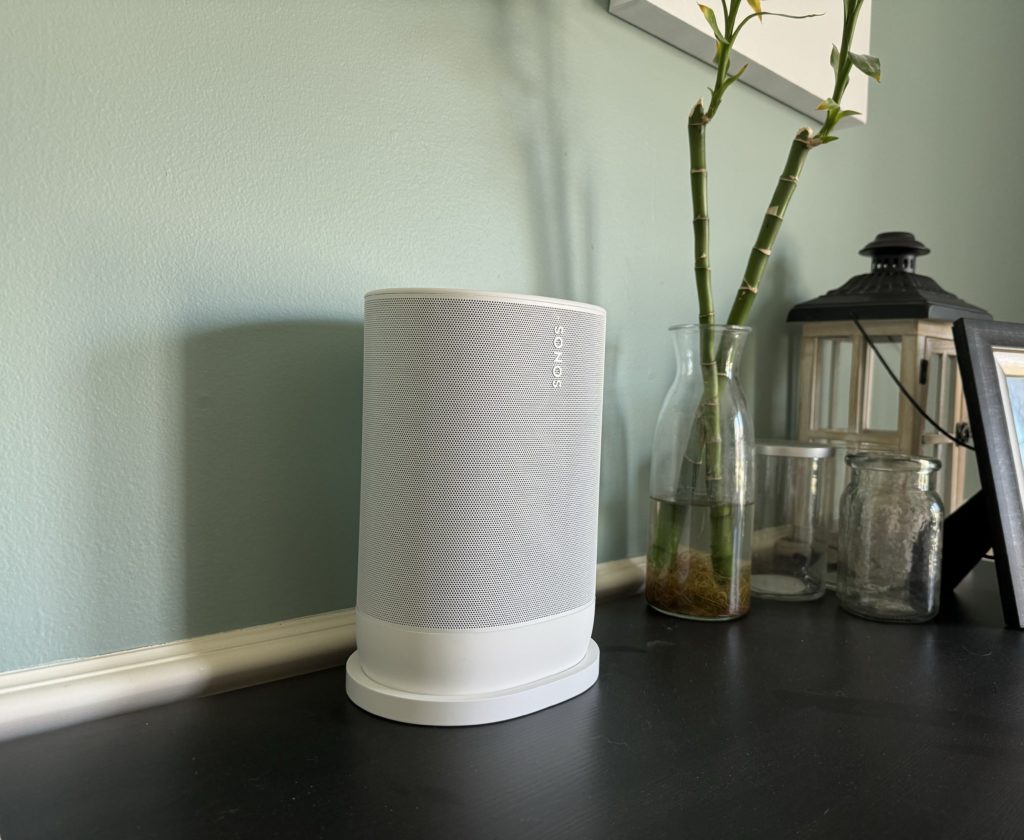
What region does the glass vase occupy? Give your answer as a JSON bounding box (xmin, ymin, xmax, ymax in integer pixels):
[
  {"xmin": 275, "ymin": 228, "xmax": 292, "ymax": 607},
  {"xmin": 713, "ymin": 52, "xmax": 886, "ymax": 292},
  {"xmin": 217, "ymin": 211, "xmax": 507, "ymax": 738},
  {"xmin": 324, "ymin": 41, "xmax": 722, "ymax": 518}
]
[
  {"xmin": 646, "ymin": 324, "xmax": 754, "ymax": 620},
  {"xmin": 836, "ymin": 453, "xmax": 943, "ymax": 622}
]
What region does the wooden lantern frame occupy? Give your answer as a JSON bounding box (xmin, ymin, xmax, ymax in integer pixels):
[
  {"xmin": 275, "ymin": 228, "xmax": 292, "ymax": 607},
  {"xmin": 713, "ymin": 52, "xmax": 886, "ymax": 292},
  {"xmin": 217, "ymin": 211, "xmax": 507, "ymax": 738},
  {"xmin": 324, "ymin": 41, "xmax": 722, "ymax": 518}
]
[{"xmin": 796, "ymin": 318, "xmax": 969, "ymax": 513}]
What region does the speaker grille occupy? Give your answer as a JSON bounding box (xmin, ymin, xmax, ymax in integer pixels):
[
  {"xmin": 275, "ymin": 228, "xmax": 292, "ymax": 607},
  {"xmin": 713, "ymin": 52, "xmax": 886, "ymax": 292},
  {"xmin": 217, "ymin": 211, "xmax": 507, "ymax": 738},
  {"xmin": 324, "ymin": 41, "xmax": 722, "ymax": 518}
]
[{"xmin": 357, "ymin": 292, "xmax": 606, "ymax": 630}]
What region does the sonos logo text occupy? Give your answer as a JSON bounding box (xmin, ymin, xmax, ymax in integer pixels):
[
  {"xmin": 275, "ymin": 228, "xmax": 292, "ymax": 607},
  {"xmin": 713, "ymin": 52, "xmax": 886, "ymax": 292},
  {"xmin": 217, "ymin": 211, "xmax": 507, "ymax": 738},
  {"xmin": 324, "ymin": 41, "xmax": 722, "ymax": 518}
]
[{"xmin": 552, "ymin": 325, "xmax": 565, "ymax": 388}]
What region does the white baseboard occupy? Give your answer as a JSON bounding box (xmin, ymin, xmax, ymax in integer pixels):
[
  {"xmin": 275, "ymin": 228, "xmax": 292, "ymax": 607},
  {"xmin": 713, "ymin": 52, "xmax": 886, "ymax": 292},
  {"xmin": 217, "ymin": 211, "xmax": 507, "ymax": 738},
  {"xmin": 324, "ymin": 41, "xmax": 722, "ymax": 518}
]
[
  {"xmin": 0, "ymin": 608, "xmax": 356, "ymax": 743},
  {"xmin": 0, "ymin": 556, "xmax": 645, "ymax": 742},
  {"xmin": 596, "ymin": 554, "xmax": 646, "ymax": 601}
]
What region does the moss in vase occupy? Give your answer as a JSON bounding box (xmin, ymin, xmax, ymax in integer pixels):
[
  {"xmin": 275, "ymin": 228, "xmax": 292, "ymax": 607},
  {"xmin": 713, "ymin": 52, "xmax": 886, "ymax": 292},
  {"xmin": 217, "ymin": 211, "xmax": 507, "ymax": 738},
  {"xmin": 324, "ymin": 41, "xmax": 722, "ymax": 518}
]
[{"xmin": 646, "ymin": 549, "xmax": 751, "ymax": 620}]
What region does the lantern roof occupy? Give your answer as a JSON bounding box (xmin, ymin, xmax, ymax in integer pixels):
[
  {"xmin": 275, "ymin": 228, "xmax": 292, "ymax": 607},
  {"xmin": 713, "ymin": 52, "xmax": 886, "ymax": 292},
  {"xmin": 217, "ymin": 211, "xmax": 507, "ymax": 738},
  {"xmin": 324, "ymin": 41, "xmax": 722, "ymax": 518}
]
[{"xmin": 787, "ymin": 232, "xmax": 992, "ymax": 323}]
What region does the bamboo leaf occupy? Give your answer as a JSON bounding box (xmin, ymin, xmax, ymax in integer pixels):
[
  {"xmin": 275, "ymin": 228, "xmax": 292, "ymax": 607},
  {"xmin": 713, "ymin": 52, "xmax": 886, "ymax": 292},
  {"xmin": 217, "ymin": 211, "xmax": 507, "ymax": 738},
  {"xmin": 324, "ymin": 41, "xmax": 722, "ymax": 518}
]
[
  {"xmin": 817, "ymin": 98, "xmax": 839, "ymax": 111},
  {"xmin": 720, "ymin": 63, "xmax": 749, "ymax": 95},
  {"xmin": 748, "ymin": 11, "xmax": 821, "ymax": 21},
  {"xmin": 735, "ymin": 10, "xmax": 820, "ymax": 37},
  {"xmin": 819, "ymin": 135, "xmax": 840, "ymax": 144},
  {"xmin": 849, "ymin": 51, "xmax": 881, "ymax": 82},
  {"xmin": 838, "ymin": 109, "xmax": 861, "ymax": 119},
  {"xmin": 698, "ymin": 4, "xmax": 726, "ymax": 42},
  {"xmin": 830, "ymin": 44, "xmax": 840, "ymax": 79},
  {"xmin": 745, "ymin": 0, "xmax": 763, "ymax": 17}
]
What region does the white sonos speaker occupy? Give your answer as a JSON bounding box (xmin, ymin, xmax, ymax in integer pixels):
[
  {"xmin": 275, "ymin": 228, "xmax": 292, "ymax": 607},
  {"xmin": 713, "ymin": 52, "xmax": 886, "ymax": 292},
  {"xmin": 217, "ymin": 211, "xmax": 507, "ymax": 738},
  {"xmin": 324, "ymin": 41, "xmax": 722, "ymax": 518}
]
[{"xmin": 345, "ymin": 288, "xmax": 606, "ymax": 726}]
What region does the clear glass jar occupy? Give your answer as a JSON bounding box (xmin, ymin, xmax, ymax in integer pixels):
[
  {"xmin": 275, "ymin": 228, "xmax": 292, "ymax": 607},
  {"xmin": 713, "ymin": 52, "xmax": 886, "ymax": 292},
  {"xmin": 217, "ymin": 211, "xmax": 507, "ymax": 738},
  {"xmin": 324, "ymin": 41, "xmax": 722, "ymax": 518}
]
[
  {"xmin": 836, "ymin": 453, "xmax": 943, "ymax": 622},
  {"xmin": 751, "ymin": 441, "xmax": 833, "ymax": 601},
  {"xmin": 821, "ymin": 440, "xmax": 896, "ymax": 591},
  {"xmin": 646, "ymin": 324, "xmax": 753, "ymax": 621}
]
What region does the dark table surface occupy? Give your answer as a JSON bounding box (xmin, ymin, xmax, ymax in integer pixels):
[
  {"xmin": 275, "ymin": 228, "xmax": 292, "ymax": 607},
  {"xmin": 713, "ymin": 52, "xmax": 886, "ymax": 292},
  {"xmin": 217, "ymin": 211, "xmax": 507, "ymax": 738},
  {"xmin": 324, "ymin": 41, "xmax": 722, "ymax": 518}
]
[{"xmin": 2, "ymin": 564, "xmax": 1023, "ymax": 840}]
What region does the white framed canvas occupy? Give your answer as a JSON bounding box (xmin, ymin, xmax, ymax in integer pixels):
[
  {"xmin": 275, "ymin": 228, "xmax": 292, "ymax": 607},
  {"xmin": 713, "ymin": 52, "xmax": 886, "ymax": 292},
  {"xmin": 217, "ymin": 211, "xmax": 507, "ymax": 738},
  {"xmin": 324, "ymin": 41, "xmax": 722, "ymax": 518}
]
[{"xmin": 609, "ymin": 0, "xmax": 873, "ymax": 126}]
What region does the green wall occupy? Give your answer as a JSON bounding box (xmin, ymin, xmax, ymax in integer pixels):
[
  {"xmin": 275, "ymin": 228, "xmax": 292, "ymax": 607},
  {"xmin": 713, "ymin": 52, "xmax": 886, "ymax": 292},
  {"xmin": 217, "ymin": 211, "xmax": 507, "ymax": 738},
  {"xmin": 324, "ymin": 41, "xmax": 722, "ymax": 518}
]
[{"xmin": 3, "ymin": 0, "xmax": 1022, "ymax": 671}]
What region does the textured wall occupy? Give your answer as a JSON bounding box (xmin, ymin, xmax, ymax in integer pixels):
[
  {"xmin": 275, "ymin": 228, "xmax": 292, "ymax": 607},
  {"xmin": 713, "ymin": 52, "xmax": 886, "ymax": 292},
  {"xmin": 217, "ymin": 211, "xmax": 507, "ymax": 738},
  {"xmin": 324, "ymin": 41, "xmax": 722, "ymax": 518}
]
[{"xmin": 3, "ymin": 0, "xmax": 1023, "ymax": 671}]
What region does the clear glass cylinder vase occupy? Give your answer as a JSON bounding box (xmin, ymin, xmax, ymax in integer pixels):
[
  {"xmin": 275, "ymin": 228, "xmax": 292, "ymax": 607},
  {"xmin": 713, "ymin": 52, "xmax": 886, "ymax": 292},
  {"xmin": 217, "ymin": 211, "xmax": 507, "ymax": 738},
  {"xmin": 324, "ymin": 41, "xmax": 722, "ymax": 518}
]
[
  {"xmin": 836, "ymin": 453, "xmax": 943, "ymax": 623},
  {"xmin": 646, "ymin": 324, "xmax": 754, "ymax": 620}
]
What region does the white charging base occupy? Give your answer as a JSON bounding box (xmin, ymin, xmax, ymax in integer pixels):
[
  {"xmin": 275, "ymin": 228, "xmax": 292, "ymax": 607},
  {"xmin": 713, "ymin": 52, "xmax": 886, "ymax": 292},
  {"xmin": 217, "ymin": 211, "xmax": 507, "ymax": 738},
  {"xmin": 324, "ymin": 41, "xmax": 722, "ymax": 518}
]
[{"xmin": 345, "ymin": 640, "xmax": 600, "ymax": 727}]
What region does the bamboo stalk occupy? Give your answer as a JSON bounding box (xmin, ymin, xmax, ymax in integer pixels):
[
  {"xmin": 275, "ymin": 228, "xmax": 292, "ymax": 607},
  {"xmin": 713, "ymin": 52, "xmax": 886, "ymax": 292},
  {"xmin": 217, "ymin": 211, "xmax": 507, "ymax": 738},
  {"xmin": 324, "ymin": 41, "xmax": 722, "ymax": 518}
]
[
  {"xmin": 725, "ymin": 0, "xmax": 875, "ymax": 327},
  {"xmin": 650, "ymin": 2, "xmax": 742, "ymax": 587},
  {"xmin": 690, "ymin": 100, "xmax": 714, "ymax": 330},
  {"xmin": 726, "ymin": 129, "xmax": 812, "ymax": 326},
  {"xmin": 688, "ymin": 98, "xmax": 721, "ymax": 480},
  {"xmin": 688, "ymin": 99, "xmax": 735, "ymax": 579},
  {"xmin": 648, "ymin": 100, "xmax": 721, "ymax": 576}
]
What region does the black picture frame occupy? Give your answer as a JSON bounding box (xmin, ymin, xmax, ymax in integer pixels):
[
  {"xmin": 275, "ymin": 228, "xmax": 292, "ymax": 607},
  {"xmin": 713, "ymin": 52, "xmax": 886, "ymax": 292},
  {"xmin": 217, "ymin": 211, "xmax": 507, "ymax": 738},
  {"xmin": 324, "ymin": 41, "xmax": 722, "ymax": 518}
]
[{"xmin": 953, "ymin": 318, "xmax": 1024, "ymax": 629}]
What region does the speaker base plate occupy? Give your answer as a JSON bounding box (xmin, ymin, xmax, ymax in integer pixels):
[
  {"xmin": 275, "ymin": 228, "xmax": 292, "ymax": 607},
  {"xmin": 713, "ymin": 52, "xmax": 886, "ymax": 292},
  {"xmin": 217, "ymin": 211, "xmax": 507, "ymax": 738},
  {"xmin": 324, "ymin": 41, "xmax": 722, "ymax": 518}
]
[{"xmin": 345, "ymin": 640, "xmax": 599, "ymax": 727}]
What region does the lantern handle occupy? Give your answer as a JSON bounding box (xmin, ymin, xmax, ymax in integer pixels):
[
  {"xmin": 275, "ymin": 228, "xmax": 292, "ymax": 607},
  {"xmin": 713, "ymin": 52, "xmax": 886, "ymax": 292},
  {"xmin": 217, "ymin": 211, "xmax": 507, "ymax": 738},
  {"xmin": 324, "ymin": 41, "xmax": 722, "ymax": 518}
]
[{"xmin": 852, "ymin": 316, "xmax": 975, "ymax": 450}]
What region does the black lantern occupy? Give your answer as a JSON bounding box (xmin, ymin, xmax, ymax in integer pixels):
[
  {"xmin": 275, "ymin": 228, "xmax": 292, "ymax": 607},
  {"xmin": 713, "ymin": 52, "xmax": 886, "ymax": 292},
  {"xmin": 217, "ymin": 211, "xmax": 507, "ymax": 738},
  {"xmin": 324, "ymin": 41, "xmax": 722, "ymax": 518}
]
[{"xmin": 788, "ymin": 231, "xmax": 991, "ymax": 518}]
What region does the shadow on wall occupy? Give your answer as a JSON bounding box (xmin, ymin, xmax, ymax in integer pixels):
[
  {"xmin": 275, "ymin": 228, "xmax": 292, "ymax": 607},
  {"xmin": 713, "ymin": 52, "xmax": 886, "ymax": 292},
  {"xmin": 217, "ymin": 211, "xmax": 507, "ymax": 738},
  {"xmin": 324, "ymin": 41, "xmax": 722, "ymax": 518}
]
[
  {"xmin": 492, "ymin": 0, "xmax": 597, "ymax": 308},
  {"xmin": 182, "ymin": 320, "xmax": 363, "ymax": 638},
  {"xmin": 492, "ymin": 1, "xmax": 633, "ymax": 559},
  {"xmin": 598, "ymin": 337, "xmax": 630, "ymax": 561}
]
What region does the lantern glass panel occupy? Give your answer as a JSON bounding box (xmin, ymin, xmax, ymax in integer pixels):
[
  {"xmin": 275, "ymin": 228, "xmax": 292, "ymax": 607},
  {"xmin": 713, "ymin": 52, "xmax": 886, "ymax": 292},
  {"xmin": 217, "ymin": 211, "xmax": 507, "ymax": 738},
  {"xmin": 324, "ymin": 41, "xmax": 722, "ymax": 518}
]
[
  {"xmin": 814, "ymin": 337, "xmax": 854, "ymax": 432},
  {"xmin": 815, "ymin": 339, "xmax": 832, "ymax": 430},
  {"xmin": 925, "ymin": 351, "xmax": 943, "ymax": 420},
  {"xmin": 865, "ymin": 337, "xmax": 901, "ymax": 432},
  {"xmin": 932, "ymin": 441, "xmax": 952, "ymax": 504},
  {"xmin": 942, "ymin": 353, "xmax": 958, "ymax": 428}
]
